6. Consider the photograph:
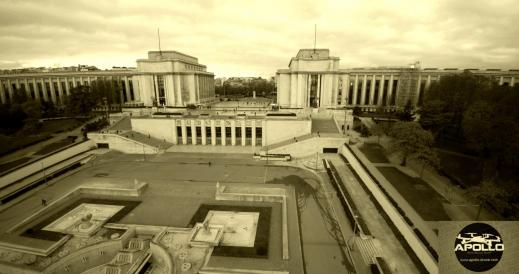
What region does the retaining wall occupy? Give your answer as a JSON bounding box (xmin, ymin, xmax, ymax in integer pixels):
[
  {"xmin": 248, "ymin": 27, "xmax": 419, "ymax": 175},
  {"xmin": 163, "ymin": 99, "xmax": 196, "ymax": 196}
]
[
  {"xmin": 87, "ymin": 133, "xmax": 159, "ymax": 154},
  {"xmin": 340, "ymin": 144, "xmax": 439, "ymax": 274},
  {"xmin": 0, "ymin": 141, "xmax": 95, "ymax": 190}
]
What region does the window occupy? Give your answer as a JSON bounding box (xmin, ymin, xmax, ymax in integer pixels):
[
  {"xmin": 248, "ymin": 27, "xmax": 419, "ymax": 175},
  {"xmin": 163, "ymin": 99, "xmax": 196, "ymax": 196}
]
[
  {"xmin": 225, "ymin": 127, "xmax": 231, "ymax": 137},
  {"xmin": 129, "ymin": 80, "xmax": 135, "ymax": 101},
  {"xmin": 156, "ymin": 76, "xmax": 165, "ymax": 105},
  {"xmin": 356, "ymin": 79, "xmax": 362, "ymax": 105},
  {"xmin": 310, "ymin": 75, "xmax": 318, "ymax": 107}
]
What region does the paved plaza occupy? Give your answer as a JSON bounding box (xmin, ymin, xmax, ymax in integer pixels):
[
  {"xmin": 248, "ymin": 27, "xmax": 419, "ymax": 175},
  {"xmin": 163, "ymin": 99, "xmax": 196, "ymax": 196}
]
[{"xmin": 0, "ymin": 151, "xmax": 358, "ymax": 273}]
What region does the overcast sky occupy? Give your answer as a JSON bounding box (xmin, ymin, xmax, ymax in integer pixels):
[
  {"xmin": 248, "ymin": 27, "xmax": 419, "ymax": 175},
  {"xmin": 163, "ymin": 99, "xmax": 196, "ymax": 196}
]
[{"xmin": 0, "ymin": 0, "xmax": 518, "ymax": 78}]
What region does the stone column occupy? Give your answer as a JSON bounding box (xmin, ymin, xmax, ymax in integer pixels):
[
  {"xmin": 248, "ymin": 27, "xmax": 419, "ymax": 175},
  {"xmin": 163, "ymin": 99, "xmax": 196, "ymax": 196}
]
[
  {"xmin": 388, "ymin": 75, "xmax": 394, "ymax": 106},
  {"xmin": 201, "ymin": 120, "xmax": 207, "ymax": 145},
  {"xmin": 172, "ymin": 120, "xmax": 178, "ymax": 145},
  {"xmin": 32, "ymin": 78, "xmax": 39, "ymax": 100},
  {"xmin": 181, "ymin": 120, "xmax": 187, "ymax": 145},
  {"xmin": 360, "ymin": 75, "xmax": 367, "ymax": 105},
  {"xmin": 241, "ymin": 120, "xmax": 246, "ymax": 146},
  {"xmin": 0, "ymin": 80, "xmax": 6, "ymax": 104},
  {"xmin": 231, "ymin": 120, "xmax": 236, "ymax": 146},
  {"xmin": 124, "ymin": 76, "xmax": 131, "ymax": 102},
  {"xmin": 352, "ymin": 75, "xmax": 359, "ymax": 105},
  {"xmin": 191, "ymin": 120, "xmax": 197, "ymax": 145},
  {"xmin": 511, "ymin": 77, "xmax": 515, "ymax": 87},
  {"xmin": 49, "ymin": 78, "xmax": 57, "ymax": 104},
  {"xmin": 57, "ymin": 78, "xmax": 64, "ymax": 104},
  {"xmin": 175, "ymin": 74, "xmax": 182, "ymax": 106},
  {"xmin": 41, "ymin": 79, "xmax": 48, "ymax": 101},
  {"xmin": 64, "ymin": 78, "xmax": 71, "ymax": 96},
  {"xmin": 211, "ymin": 120, "xmax": 216, "ymax": 146},
  {"xmin": 369, "ymin": 75, "xmax": 376, "ymax": 105},
  {"xmin": 252, "ymin": 120, "xmax": 256, "ymax": 147},
  {"xmin": 6, "ymin": 79, "xmax": 14, "ymax": 101},
  {"xmin": 23, "ymin": 78, "xmax": 30, "ymax": 98},
  {"xmin": 262, "ymin": 120, "xmax": 267, "ymax": 147},
  {"xmin": 426, "ymin": 75, "xmax": 431, "ymax": 89},
  {"xmin": 88, "ymin": 76, "xmax": 92, "ymax": 86},
  {"xmin": 342, "ymin": 75, "xmax": 348, "ymax": 106},
  {"xmin": 221, "ymin": 121, "xmax": 226, "ymax": 146},
  {"xmin": 499, "ymin": 76, "xmax": 504, "ymax": 85},
  {"xmin": 378, "ymin": 75, "xmax": 385, "ymax": 106}
]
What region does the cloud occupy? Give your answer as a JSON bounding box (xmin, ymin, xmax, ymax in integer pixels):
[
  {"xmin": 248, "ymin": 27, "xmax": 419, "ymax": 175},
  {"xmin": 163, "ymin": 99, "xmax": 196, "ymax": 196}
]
[{"xmin": 0, "ymin": 0, "xmax": 518, "ymax": 77}]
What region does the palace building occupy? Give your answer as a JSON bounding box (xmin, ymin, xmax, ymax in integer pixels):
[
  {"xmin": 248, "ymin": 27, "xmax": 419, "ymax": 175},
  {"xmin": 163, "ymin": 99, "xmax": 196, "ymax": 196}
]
[
  {"xmin": 0, "ymin": 50, "xmax": 215, "ymax": 107},
  {"xmin": 276, "ymin": 49, "xmax": 519, "ymax": 110}
]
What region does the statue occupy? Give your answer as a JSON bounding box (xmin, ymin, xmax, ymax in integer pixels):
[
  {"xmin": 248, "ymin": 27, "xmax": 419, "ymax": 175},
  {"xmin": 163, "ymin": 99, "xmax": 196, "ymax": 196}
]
[
  {"xmin": 78, "ymin": 213, "xmax": 94, "ymax": 229},
  {"xmin": 202, "ymin": 219, "xmax": 210, "ymax": 234}
]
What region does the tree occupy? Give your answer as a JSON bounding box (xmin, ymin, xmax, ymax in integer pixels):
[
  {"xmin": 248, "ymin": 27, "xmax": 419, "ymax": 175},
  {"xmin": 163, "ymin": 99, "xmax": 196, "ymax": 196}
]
[
  {"xmin": 422, "ymin": 71, "xmax": 496, "ymax": 140},
  {"xmin": 418, "ymin": 99, "xmax": 454, "ymax": 139},
  {"xmin": 411, "ymin": 147, "xmax": 440, "ymax": 178},
  {"xmin": 466, "ymin": 180, "xmax": 508, "ymax": 219},
  {"xmin": 462, "ymin": 101, "xmax": 495, "ymax": 157},
  {"xmin": 388, "ymin": 122, "xmax": 434, "ymax": 166},
  {"xmin": 41, "ymin": 100, "xmax": 58, "ymax": 118},
  {"xmin": 397, "ymin": 100, "xmax": 415, "ymax": 121},
  {"xmin": 352, "ymin": 106, "xmax": 362, "ymax": 116},
  {"xmin": 370, "ymin": 123, "xmax": 385, "ymax": 144},
  {"xmin": 65, "ymin": 86, "xmax": 97, "ymax": 116},
  {"xmin": 21, "ymin": 100, "xmax": 42, "ymax": 120}
]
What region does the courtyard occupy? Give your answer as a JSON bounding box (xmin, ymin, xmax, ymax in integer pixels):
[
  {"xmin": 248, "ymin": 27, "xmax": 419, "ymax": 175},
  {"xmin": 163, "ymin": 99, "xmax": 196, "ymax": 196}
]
[{"xmin": 0, "ymin": 151, "xmax": 352, "ymax": 273}]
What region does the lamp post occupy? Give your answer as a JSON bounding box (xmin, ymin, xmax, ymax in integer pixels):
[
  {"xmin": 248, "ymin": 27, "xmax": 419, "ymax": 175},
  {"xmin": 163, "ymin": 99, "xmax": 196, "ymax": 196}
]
[
  {"xmin": 142, "ymin": 143, "xmax": 146, "ymax": 161},
  {"xmin": 347, "ymin": 215, "xmax": 359, "ymax": 251}
]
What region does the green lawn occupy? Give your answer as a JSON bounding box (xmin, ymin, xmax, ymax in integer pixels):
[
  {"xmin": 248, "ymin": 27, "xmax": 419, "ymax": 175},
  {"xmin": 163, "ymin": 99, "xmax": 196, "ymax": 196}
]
[
  {"xmin": 33, "ymin": 138, "xmax": 75, "ymax": 156},
  {"xmin": 0, "ymin": 157, "xmax": 32, "ymax": 173},
  {"xmin": 377, "ymin": 166, "xmax": 451, "ymax": 221},
  {"xmin": 359, "ymin": 143, "xmax": 390, "ymax": 163},
  {"xmin": 0, "ymin": 119, "xmax": 82, "ymax": 156},
  {"xmin": 437, "ymin": 150, "xmax": 483, "ymax": 188},
  {"xmin": 0, "ymin": 134, "xmax": 51, "ymax": 156},
  {"xmin": 39, "ymin": 119, "xmax": 82, "ymax": 134}
]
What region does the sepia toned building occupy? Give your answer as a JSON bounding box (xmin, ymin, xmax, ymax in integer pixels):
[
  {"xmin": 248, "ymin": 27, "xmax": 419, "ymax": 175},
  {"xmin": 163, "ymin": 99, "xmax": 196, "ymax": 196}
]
[
  {"xmin": 276, "ymin": 49, "xmax": 519, "ymax": 110},
  {"xmin": 0, "ymin": 50, "xmax": 215, "ymax": 107}
]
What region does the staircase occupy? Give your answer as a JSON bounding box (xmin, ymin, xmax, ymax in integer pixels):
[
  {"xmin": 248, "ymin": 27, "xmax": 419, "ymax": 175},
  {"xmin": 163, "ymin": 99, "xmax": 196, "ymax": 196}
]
[
  {"xmin": 125, "ymin": 238, "xmax": 149, "ymax": 251},
  {"xmin": 353, "ymin": 236, "xmax": 382, "ymax": 265},
  {"xmin": 114, "ymin": 252, "xmax": 133, "ymax": 264},
  {"xmin": 118, "ymin": 131, "xmax": 173, "ymax": 152}
]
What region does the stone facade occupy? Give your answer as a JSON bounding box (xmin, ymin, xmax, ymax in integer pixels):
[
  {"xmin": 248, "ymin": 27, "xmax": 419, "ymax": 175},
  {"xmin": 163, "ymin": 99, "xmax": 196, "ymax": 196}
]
[
  {"xmin": 276, "ymin": 49, "xmax": 519, "ymax": 109},
  {"xmin": 0, "ymin": 50, "xmax": 215, "ymax": 107}
]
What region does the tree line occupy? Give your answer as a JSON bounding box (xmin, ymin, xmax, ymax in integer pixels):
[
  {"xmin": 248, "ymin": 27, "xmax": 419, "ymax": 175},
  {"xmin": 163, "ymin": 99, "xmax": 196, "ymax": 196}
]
[
  {"xmin": 367, "ymin": 71, "xmax": 518, "ymax": 219},
  {"xmin": 0, "ymin": 79, "xmax": 121, "ymax": 135},
  {"xmin": 419, "ymin": 71, "xmax": 519, "ymax": 181},
  {"xmin": 215, "ymin": 80, "xmax": 275, "ymax": 97}
]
